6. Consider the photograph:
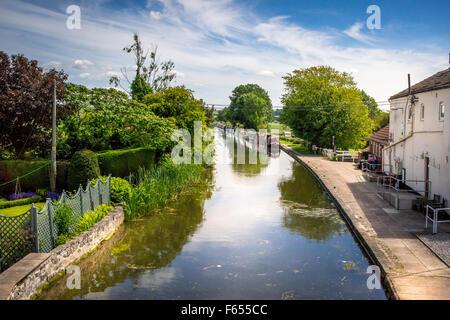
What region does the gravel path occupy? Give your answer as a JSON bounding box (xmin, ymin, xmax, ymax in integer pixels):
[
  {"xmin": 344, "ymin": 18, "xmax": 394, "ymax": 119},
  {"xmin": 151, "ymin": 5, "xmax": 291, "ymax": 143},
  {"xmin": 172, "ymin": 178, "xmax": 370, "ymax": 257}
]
[{"xmin": 416, "ymin": 232, "xmax": 450, "ymax": 267}]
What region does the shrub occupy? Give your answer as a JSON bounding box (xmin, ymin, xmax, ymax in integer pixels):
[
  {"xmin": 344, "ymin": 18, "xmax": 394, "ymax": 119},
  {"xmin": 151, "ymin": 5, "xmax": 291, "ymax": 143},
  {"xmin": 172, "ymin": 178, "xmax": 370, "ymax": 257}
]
[
  {"xmin": 53, "ymin": 203, "xmax": 75, "ymax": 236},
  {"xmin": 55, "ymin": 234, "xmax": 72, "ymax": 246},
  {"xmin": 74, "ymin": 204, "xmax": 114, "ymax": 235},
  {"xmin": 96, "ymin": 147, "xmax": 161, "ymax": 178},
  {"xmin": 91, "ymin": 176, "xmax": 131, "ymax": 204},
  {"xmin": 67, "ymin": 150, "xmax": 100, "ymax": 191},
  {"xmin": 36, "ymin": 188, "xmax": 48, "ymax": 198},
  {"xmin": 0, "ymin": 195, "xmax": 42, "ymax": 209}
]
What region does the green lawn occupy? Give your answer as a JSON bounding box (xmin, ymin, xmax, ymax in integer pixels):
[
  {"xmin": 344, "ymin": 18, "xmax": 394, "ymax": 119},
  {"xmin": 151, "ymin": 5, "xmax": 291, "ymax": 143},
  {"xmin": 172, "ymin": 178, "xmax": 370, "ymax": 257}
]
[
  {"xmin": 0, "ymin": 202, "xmax": 46, "ymax": 217},
  {"xmin": 280, "ymin": 137, "xmax": 321, "ymax": 156},
  {"xmin": 267, "ymin": 121, "xmax": 291, "ymax": 134}
]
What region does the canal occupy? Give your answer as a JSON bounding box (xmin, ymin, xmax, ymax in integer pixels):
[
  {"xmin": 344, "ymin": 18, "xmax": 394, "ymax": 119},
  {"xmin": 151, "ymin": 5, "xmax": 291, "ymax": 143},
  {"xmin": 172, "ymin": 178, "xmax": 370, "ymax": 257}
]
[{"xmin": 38, "ymin": 129, "xmax": 386, "ymax": 299}]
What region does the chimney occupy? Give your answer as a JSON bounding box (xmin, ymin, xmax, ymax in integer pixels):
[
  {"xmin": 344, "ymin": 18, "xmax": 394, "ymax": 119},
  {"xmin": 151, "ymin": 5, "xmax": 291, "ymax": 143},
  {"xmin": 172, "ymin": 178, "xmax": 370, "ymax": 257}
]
[{"xmin": 408, "ymin": 74, "xmax": 411, "ymax": 95}]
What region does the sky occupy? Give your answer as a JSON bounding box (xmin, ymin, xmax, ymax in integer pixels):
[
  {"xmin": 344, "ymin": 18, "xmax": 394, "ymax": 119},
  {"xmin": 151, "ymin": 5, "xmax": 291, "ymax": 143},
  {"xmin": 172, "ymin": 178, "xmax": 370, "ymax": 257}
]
[{"xmin": 0, "ymin": 0, "xmax": 449, "ymax": 109}]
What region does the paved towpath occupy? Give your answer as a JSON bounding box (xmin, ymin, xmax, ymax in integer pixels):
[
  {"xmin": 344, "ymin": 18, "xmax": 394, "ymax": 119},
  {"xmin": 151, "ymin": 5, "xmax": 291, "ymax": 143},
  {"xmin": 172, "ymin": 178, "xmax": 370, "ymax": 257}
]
[{"xmin": 281, "ymin": 144, "xmax": 450, "ymax": 300}]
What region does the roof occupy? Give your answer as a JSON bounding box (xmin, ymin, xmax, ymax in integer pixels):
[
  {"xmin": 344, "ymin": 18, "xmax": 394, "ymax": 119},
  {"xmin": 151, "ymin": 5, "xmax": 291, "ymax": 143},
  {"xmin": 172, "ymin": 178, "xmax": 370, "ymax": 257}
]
[
  {"xmin": 369, "ymin": 125, "xmax": 389, "ymax": 146},
  {"xmin": 389, "ymin": 68, "xmax": 450, "ymax": 100}
]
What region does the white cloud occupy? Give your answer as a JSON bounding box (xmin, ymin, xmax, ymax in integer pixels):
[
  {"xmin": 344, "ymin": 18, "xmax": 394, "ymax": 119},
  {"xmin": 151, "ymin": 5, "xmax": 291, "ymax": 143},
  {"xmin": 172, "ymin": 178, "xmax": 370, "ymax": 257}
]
[
  {"xmin": 73, "ymin": 59, "xmax": 94, "ymax": 70},
  {"xmin": 344, "ymin": 22, "xmax": 374, "ymax": 44},
  {"xmin": 258, "ymin": 70, "xmax": 275, "ymax": 77},
  {"xmin": 149, "ymin": 10, "xmax": 162, "ymax": 20},
  {"xmin": 0, "ymin": 0, "xmax": 447, "ymax": 106},
  {"xmin": 79, "ymin": 72, "xmax": 91, "ymax": 78}
]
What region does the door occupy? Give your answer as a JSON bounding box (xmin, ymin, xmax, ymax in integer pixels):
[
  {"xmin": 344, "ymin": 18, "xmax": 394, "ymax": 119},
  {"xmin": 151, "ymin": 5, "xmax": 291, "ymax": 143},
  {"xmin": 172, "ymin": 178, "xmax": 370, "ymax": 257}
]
[{"xmin": 424, "ymin": 156, "xmax": 429, "ymax": 199}]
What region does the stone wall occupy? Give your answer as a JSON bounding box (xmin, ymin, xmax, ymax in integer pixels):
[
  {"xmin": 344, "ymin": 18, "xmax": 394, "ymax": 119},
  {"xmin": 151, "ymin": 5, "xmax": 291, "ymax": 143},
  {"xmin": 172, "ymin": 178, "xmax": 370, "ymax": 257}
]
[{"xmin": 0, "ymin": 206, "xmax": 124, "ymax": 300}]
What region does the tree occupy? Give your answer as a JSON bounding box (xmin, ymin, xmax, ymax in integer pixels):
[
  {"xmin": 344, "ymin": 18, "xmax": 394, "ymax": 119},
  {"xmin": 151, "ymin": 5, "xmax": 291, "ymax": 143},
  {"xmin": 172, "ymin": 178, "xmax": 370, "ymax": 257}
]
[
  {"xmin": 225, "ymin": 84, "xmax": 272, "ymax": 129},
  {"xmin": 0, "ymin": 51, "xmax": 71, "ymax": 159},
  {"xmin": 143, "ymin": 86, "xmax": 206, "ymax": 135},
  {"xmin": 59, "ymin": 83, "xmax": 176, "ymax": 158},
  {"xmin": 360, "ymin": 90, "xmax": 389, "ymax": 131},
  {"xmin": 110, "ymin": 33, "xmax": 175, "ymax": 98},
  {"xmin": 280, "ymin": 66, "xmax": 373, "ymax": 149}
]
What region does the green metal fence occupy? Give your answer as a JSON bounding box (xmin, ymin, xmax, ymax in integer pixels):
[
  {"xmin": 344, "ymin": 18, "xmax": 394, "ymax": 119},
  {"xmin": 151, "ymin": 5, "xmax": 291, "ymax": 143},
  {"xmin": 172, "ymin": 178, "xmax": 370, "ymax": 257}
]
[{"xmin": 0, "ymin": 175, "xmax": 111, "ymax": 271}]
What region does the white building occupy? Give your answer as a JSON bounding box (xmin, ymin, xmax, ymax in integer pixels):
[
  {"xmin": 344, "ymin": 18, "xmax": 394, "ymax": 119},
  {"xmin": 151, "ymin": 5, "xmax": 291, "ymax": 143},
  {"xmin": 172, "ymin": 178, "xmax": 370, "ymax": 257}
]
[{"xmin": 383, "ymin": 68, "xmax": 450, "ymax": 204}]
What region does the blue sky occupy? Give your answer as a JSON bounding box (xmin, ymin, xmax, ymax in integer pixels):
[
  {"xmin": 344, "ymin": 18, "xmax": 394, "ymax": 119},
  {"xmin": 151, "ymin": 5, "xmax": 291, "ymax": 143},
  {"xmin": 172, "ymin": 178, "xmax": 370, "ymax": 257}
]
[{"xmin": 0, "ymin": 0, "xmax": 449, "ymax": 108}]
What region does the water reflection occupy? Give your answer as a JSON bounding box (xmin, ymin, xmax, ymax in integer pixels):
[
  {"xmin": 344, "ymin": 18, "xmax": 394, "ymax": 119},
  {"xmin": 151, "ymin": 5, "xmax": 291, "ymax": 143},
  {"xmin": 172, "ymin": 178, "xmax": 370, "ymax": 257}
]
[
  {"xmin": 38, "ymin": 170, "xmax": 214, "ymax": 300},
  {"xmin": 223, "ymin": 132, "xmax": 270, "ymax": 177},
  {"xmin": 278, "ymin": 162, "xmax": 346, "ymax": 241}
]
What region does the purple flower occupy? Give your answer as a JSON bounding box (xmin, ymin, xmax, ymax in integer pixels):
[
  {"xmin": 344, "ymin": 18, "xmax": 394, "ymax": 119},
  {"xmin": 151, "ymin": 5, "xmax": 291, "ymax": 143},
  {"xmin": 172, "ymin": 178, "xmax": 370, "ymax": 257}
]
[
  {"xmin": 8, "ymin": 192, "xmax": 37, "ymax": 201},
  {"xmin": 47, "ymin": 192, "xmax": 61, "ymax": 200}
]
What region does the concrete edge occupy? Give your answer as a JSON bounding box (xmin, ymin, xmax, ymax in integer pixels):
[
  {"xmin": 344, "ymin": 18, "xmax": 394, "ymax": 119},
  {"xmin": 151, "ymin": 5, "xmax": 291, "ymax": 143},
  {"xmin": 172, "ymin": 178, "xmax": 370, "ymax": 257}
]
[
  {"xmin": 280, "ymin": 144, "xmax": 399, "ymax": 300},
  {"xmin": 0, "ymin": 206, "xmax": 124, "ymax": 300}
]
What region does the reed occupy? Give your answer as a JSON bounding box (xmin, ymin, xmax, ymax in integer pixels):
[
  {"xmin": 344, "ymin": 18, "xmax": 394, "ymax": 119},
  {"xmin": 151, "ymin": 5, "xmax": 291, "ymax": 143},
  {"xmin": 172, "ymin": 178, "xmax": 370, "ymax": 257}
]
[{"xmin": 124, "ymin": 157, "xmax": 203, "ymax": 220}]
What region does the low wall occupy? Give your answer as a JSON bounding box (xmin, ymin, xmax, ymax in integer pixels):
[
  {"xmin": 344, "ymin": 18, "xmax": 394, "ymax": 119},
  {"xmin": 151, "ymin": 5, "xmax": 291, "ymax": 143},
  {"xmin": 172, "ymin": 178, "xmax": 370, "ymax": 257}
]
[{"xmin": 0, "ymin": 206, "xmax": 124, "ymax": 300}]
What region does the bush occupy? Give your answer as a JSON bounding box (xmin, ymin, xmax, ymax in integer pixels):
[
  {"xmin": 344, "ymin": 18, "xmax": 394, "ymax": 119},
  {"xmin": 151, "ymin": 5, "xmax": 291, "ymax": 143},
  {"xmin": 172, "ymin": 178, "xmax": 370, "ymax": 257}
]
[
  {"xmin": 67, "ymin": 150, "xmax": 100, "ymax": 191},
  {"xmin": 53, "ymin": 203, "xmax": 75, "ymax": 236},
  {"xmin": 0, "ymin": 195, "xmax": 42, "ymax": 209},
  {"xmin": 55, "ymin": 234, "xmax": 72, "ymax": 246},
  {"xmin": 91, "ymin": 176, "xmax": 131, "ymax": 204},
  {"xmin": 74, "ymin": 204, "xmax": 114, "ymax": 235},
  {"xmin": 96, "ymin": 147, "xmax": 161, "ymax": 178}
]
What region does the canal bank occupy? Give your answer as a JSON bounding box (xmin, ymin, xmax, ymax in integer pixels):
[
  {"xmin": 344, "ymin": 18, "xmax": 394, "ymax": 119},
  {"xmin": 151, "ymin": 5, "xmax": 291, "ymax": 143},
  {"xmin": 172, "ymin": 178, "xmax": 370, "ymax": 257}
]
[{"xmin": 280, "ymin": 144, "xmax": 450, "ymax": 300}]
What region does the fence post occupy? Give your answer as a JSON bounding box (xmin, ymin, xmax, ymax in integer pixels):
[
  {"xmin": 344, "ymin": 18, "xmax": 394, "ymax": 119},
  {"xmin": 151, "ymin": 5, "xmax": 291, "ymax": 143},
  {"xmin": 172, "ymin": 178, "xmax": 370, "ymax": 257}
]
[
  {"xmin": 108, "ymin": 174, "xmax": 112, "ymax": 205},
  {"xmin": 47, "ymin": 199, "xmax": 55, "ymax": 249},
  {"xmin": 88, "ymin": 181, "xmax": 94, "ymax": 211},
  {"xmin": 30, "ymin": 204, "xmax": 39, "ymax": 252},
  {"xmin": 98, "ymin": 178, "xmax": 102, "ymax": 205},
  {"xmin": 79, "ymin": 185, "xmax": 84, "ymax": 215}
]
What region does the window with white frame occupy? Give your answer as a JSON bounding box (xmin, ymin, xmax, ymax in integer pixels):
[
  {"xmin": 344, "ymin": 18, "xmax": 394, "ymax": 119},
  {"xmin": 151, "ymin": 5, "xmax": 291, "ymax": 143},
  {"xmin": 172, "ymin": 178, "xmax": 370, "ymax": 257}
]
[
  {"xmin": 420, "ymin": 103, "xmax": 424, "ymax": 120},
  {"xmin": 439, "ymin": 102, "xmax": 445, "ymax": 120}
]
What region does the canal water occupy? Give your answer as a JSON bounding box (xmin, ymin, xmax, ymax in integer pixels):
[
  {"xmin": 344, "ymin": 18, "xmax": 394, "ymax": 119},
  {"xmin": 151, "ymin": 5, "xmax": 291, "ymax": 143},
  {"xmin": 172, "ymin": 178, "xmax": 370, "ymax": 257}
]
[{"xmin": 38, "ymin": 130, "xmax": 386, "ymax": 300}]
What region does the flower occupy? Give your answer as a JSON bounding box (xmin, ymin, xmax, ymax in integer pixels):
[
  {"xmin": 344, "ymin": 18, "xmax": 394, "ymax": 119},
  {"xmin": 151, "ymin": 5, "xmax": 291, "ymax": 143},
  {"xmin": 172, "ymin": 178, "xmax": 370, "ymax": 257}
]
[{"xmin": 8, "ymin": 192, "xmax": 37, "ymax": 201}]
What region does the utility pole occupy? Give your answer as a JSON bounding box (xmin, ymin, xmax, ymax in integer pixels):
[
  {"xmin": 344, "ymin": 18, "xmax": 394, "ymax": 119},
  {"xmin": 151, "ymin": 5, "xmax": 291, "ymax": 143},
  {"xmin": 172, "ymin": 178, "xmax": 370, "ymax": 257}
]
[{"xmin": 50, "ymin": 79, "xmax": 57, "ymax": 192}]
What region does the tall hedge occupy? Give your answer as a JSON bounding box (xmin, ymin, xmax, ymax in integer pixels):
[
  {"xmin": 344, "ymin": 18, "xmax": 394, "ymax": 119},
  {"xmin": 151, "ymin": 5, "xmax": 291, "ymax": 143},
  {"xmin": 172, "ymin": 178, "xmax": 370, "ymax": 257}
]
[
  {"xmin": 0, "ymin": 160, "xmax": 69, "ymax": 195},
  {"xmin": 67, "ymin": 150, "xmax": 100, "ymax": 191},
  {"xmin": 97, "ymin": 147, "xmax": 161, "ymax": 178}
]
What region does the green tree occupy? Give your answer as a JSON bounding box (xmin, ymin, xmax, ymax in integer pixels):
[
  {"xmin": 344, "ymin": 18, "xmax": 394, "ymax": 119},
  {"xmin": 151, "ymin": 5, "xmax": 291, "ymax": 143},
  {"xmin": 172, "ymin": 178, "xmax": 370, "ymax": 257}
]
[
  {"xmin": 110, "ymin": 33, "xmax": 175, "ymax": 97},
  {"xmin": 360, "ymin": 90, "xmax": 389, "ymax": 131},
  {"xmin": 59, "ymin": 83, "xmax": 176, "ymax": 158},
  {"xmin": 130, "ymin": 75, "xmax": 153, "ymax": 101},
  {"xmin": 280, "ymin": 66, "xmax": 373, "ymax": 149},
  {"xmin": 143, "ymin": 86, "xmax": 206, "ymax": 135},
  {"xmin": 226, "ymin": 84, "xmax": 272, "ymax": 129}
]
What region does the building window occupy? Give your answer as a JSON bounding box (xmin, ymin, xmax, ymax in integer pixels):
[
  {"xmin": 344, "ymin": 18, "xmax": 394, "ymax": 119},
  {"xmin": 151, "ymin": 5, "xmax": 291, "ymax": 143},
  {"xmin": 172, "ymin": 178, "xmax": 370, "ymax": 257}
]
[
  {"xmin": 439, "ymin": 102, "xmax": 445, "ymax": 121},
  {"xmin": 408, "ymin": 106, "xmax": 412, "ymax": 120},
  {"xmin": 420, "ymin": 103, "xmax": 425, "ymax": 120}
]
